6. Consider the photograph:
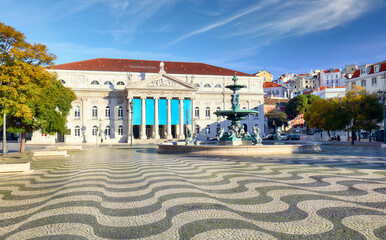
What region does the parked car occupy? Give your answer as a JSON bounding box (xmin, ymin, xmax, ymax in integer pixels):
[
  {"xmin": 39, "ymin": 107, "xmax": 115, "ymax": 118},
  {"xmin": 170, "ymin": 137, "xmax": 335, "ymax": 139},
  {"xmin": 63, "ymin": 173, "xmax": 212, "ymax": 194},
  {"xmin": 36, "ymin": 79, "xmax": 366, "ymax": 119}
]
[
  {"xmin": 289, "ymin": 134, "xmax": 300, "ymax": 140},
  {"xmin": 280, "ymin": 133, "xmax": 290, "ymax": 140},
  {"xmin": 263, "ymin": 134, "xmax": 275, "ymax": 140}
]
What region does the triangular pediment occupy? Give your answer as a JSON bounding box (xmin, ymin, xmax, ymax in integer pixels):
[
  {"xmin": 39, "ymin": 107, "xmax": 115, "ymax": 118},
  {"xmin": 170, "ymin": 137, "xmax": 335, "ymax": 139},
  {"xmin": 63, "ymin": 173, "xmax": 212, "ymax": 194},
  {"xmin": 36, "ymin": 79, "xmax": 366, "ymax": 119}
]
[{"xmin": 127, "ymin": 74, "xmax": 196, "ymax": 90}]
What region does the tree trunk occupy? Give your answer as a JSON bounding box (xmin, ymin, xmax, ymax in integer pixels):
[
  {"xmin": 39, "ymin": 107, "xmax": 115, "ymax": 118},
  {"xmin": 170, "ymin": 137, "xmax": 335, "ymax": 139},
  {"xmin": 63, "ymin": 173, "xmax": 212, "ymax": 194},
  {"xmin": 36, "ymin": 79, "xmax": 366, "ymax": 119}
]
[
  {"xmin": 369, "ymin": 130, "xmax": 372, "ymax": 142},
  {"xmin": 351, "ymin": 130, "xmax": 355, "ymax": 145},
  {"xmin": 20, "ymin": 132, "xmax": 26, "ymax": 153}
]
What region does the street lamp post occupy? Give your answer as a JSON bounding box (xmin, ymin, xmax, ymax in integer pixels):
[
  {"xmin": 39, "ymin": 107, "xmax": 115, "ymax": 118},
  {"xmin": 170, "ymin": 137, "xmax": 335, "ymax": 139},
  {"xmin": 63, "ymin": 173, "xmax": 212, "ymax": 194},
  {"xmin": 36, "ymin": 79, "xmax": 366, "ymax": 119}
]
[
  {"xmin": 2, "ymin": 103, "xmax": 6, "ymax": 155},
  {"xmin": 99, "ymin": 118, "xmax": 102, "ymax": 145},
  {"xmin": 378, "ymin": 90, "xmax": 386, "ymax": 144}
]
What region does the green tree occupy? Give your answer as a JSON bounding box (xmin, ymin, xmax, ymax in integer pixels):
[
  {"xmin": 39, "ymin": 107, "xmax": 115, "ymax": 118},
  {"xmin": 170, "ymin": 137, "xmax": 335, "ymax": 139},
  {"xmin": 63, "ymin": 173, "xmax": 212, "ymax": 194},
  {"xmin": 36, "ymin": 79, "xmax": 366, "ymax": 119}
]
[
  {"xmin": 285, "ymin": 94, "xmax": 322, "ymax": 119},
  {"xmin": 342, "ymin": 86, "xmax": 382, "ymax": 145},
  {"xmin": 0, "ymin": 22, "xmax": 76, "ymax": 152},
  {"xmin": 305, "ymin": 87, "xmax": 382, "ymax": 145},
  {"xmin": 266, "ymin": 109, "xmax": 288, "ymax": 129}
]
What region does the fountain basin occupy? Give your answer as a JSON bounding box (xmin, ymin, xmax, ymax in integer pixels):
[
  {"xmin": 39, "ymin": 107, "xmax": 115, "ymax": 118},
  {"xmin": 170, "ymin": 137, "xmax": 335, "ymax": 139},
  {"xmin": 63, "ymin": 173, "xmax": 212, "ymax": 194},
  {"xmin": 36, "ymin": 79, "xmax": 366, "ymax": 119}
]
[{"xmin": 157, "ymin": 143, "xmax": 322, "ymax": 156}]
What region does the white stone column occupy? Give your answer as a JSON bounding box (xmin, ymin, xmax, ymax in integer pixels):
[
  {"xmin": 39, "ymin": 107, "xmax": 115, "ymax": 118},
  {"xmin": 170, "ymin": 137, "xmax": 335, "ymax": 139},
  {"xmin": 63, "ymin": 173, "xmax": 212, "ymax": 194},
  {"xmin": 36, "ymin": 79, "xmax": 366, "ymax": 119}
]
[
  {"xmin": 166, "ymin": 97, "xmax": 172, "ymax": 139},
  {"xmin": 154, "ymin": 97, "xmax": 160, "ymax": 139},
  {"xmin": 191, "ymin": 98, "xmax": 194, "ymax": 133},
  {"xmin": 178, "ymin": 97, "xmax": 184, "ymax": 139},
  {"xmin": 140, "ymin": 96, "xmax": 146, "ymax": 140}
]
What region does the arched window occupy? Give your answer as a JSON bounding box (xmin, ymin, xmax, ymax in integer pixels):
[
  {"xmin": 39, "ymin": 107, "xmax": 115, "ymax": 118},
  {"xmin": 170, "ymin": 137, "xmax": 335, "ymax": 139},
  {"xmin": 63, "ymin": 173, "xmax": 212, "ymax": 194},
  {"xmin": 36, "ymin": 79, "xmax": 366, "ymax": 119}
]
[
  {"xmin": 196, "ymin": 125, "xmax": 201, "ymax": 134},
  {"xmin": 195, "ymin": 107, "xmax": 200, "ymax": 118},
  {"xmin": 74, "ymin": 126, "xmax": 80, "ymax": 137},
  {"xmin": 92, "ymin": 126, "xmax": 98, "ymax": 136},
  {"xmin": 104, "ymin": 81, "xmax": 113, "ymax": 85},
  {"xmin": 118, "ymin": 125, "xmax": 123, "ymax": 136},
  {"xmin": 216, "ymin": 107, "xmax": 221, "ymax": 112},
  {"xmin": 61, "ymin": 79, "xmax": 66, "ymax": 84},
  {"xmin": 118, "ymin": 106, "xmax": 123, "ymax": 118},
  {"xmin": 105, "ymin": 125, "xmax": 110, "ymax": 136},
  {"xmin": 194, "ymin": 83, "xmax": 200, "ymax": 88},
  {"xmin": 92, "ymin": 106, "xmax": 98, "ymax": 119},
  {"xmin": 242, "ymin": 107, "xmax": 247, "ymax": 110},
  {"xmin": 216, "ymin": 124, "xmax": 221, "ymax": 133},
  {"xmin": 91, "ymin": 80, "xmax": 99, "ymax": 85},
  {"xmin": 205, "ymin": 125, "xmax": 210, "ymax": 134},
  {"xmin": 205, "ymin": 107, "xmax": 210, "ymax": 119},
  {"xmin": 215, "ymin": 84, "xmax": 222, "ymax": 88},
  {"xmin": 117, "ymin": 81, "xmax": 125, "ymax": 85},
  {"xmin": 204, "ymin": 84, "xmax": 211, "ymax": 88},
  {"xmin": 105, "ymin": 106, "xmax": 110, "ymax": 118},
  {"xmin": 74, "ymin": 106, "xmax": 80, "ymax": 118}
]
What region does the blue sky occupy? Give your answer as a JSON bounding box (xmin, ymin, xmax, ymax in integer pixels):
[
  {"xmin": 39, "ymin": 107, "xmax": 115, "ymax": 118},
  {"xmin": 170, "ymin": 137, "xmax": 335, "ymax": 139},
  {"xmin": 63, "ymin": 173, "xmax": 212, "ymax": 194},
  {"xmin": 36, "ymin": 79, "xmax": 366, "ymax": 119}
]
[{"xmin": 1, "ymin": 0, "xmax": 385, "ymax": 78}]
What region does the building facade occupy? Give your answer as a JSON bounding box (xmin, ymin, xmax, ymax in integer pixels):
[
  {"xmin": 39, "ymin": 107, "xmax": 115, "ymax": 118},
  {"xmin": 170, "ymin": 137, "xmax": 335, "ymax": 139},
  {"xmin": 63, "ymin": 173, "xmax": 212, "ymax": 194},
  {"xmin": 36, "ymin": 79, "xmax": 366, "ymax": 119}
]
[
  {"xmin": 346, "ymin": 61, "xmax": 386, "ymax": 94},
  {"xmin": 254, "ymin": 70, "xmax": 273, "ymax": 82},
  {"xmin": 263, "ymin": 82, "xmax": 289, "ymax": 98},
  {"xmin": 30, "ymin": 58, "xmax": 265, "ymax": 144},
  {"xmin": 312, "ymin": 86, "xmax": 346, "ymax": 99}
]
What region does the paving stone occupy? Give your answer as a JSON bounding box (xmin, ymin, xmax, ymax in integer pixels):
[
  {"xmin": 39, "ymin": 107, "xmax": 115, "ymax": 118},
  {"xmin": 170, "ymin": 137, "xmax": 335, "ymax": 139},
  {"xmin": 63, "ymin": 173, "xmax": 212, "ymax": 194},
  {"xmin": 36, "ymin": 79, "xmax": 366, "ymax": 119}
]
[{"xmin": 0, "ymin": 145, "xmax": 385, "ymax": 239}]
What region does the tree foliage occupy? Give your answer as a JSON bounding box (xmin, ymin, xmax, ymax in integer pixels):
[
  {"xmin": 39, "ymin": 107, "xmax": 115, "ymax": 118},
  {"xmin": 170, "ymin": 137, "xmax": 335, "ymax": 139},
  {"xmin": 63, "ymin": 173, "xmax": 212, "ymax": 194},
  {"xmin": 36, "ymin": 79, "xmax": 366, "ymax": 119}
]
[
  {"xmin": 304, "ymin": 86, "xmax": 383, "ymax": 145},
  {"xmin": 0, "ymin": 22, "xmax": 76, "ymax": 152},
  {"xmin": 266, "ymin": 109, "xmax": 288, "ymax": 129},
  {"xmin": 285, "ymin": 94, "xmax": 322, "ymax": 119}
]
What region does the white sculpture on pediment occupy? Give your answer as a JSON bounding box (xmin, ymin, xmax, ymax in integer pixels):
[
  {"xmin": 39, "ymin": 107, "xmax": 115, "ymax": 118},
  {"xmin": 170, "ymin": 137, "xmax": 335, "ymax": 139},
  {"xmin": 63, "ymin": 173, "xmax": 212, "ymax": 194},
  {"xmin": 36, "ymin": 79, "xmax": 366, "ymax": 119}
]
[{"xmin": 159, "ymin": 61, "xmax": 165, "ymax": 73}]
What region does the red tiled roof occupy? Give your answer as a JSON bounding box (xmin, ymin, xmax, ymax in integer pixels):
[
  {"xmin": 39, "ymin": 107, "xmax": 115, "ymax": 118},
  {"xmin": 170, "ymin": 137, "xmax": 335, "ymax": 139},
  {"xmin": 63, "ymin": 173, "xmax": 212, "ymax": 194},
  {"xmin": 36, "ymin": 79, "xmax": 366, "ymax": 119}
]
[
  {"xmin": 314, "ymin": 86, "xmax": 345, "ymax": 92},
  {"xmin": 351, "ymin": 69, "xmax": 360, "ymax": 78},
  {"xmin": 323, "ymin": 69, "xmax": 340, "ymax": 73},
  {"xmin": 350, "ymin": 60, "xmax": 386, "ymax": 79},
  {"xmin": 298, "ymin": 73, "xmax": 309, "ymax": 76},
  {"xmin": 48, "ymin": 58, "xmax": 254, "ymax": 76},
  {"xmin": 263, "ymin": 82, "xmax": 283, "ymax": 88}
]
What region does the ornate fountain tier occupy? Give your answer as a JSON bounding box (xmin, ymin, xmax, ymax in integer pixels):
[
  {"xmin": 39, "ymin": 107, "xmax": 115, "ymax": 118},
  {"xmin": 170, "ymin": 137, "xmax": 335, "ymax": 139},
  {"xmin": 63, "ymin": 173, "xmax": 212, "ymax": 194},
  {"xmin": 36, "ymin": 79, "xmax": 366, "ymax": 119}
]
[
  {"xmin": 214, "ymin": 110, "xmax": 258, "ymax": 121},
  {"xmin": 213, "ymin": 74, "xmax": 259, "ymax": 145}
]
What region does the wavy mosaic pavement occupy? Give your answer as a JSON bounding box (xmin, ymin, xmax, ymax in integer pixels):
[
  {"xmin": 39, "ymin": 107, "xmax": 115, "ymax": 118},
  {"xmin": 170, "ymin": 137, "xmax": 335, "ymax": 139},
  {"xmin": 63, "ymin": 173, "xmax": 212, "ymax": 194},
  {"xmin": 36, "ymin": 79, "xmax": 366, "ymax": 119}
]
[{"xmin": 0, "ymin": 145, "xmax": 385, "ymax": 239}]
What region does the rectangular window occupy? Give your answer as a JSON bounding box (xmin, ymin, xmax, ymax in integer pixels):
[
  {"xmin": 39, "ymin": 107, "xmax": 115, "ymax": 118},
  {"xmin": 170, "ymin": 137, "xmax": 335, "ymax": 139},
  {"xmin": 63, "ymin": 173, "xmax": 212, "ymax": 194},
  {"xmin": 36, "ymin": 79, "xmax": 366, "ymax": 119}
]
[
  {"xmin": 74, "ymin": 107, "xmax": 80, "ymax": 118},
  {"xmin": 361, "ymin": 80, "xmax": 366, "ymax": 87},
  {"xmin": 92, "ymin": 127, "xmax": 98, "ymax": 136},
  {"xmin": 118, "ymin": 107, "xmax": 123, "ymax": 119},
  {"xmin": 372, "ymin": 77, "xmax": 377, "ymax": 86},
  {"xmin": 374, "ymin": 65, "xmax": 379, "ymax": 72},
  {"xmin": 360, "ymin": 68, "xmax": 366, "ymax": 74}
]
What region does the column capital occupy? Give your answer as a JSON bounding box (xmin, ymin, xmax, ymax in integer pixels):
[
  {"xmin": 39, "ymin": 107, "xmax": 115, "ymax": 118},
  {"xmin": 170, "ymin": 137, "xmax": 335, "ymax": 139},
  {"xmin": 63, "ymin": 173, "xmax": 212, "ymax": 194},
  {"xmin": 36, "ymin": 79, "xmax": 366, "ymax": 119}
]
[
  {"xmin": 179, "ymin": 97, "xmax": 184, "ymax": 100},
  {"xmin": 141, "ymin": 96, "xmax": 147, "ymax": 100},
  {"xmin": 166, "ymin": 97, "xmax": 172, "ymax": 100},
  {"xmin": 154, "ymin": 96, "xmax": 160, "ymax": 100}
]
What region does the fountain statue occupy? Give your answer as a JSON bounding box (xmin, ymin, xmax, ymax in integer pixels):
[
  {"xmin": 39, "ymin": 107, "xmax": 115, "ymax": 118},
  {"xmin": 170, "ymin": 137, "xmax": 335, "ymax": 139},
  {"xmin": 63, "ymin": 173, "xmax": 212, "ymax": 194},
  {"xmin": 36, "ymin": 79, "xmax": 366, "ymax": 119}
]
[
  {"xmin": 184, "ymin": 128, "xmax": 195, "ymax": 145},
  {"xmin": 214, "ymin": 74, "xmax": 260, "ymax": 145}
]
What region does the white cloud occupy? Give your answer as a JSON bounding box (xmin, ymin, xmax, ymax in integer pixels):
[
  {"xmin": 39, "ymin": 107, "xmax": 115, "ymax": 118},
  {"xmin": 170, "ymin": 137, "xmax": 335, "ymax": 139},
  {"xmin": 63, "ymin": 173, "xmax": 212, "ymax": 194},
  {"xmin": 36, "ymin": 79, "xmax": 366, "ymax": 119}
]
[
  {"xmin": 169, "ymin": 0, "xmax": 379, "ymax": 45},
  {"xmin": 168, "ymin": 0, "xmax": 278, "ymax": 46}
]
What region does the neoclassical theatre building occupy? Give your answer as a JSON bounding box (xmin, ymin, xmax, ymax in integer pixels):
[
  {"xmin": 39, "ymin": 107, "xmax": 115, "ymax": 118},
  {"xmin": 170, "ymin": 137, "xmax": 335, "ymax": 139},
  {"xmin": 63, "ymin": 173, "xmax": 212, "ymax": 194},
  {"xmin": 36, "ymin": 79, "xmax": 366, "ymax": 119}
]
[{"xmin": 30, "ymin": 58, "xmax": 265, "ymax": 144}]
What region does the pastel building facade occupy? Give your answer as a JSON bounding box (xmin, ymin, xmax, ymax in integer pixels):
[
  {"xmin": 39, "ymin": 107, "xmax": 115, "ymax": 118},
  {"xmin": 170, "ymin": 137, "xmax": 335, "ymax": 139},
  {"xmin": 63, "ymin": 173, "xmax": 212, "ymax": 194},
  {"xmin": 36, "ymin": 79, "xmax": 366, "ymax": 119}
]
[{"xmin": 346, "ymin": 61, "xmax": 386, "ymax": 94}]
